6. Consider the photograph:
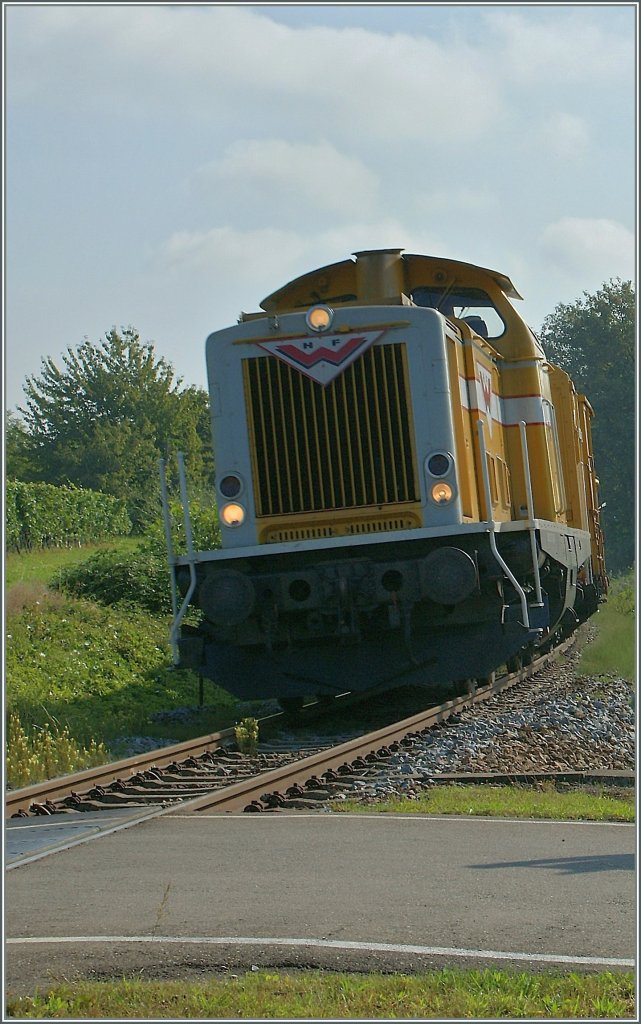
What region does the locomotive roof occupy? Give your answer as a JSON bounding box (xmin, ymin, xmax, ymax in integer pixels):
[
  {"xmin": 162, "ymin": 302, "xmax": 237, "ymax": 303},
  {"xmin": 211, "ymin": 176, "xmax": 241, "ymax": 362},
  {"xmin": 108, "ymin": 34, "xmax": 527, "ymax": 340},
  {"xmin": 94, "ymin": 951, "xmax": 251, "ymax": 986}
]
[{"xmin": 259, "ymin": 249, "xmax": 523, "ymax": 312}]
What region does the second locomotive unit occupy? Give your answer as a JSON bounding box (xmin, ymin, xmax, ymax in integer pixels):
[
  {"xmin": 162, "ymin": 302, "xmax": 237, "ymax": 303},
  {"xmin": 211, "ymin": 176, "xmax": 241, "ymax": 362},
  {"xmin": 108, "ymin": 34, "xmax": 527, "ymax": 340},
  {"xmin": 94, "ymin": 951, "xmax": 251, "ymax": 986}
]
[{"xmin": 164, "ymin": 249, "xmax": 607, "ymax": 701}]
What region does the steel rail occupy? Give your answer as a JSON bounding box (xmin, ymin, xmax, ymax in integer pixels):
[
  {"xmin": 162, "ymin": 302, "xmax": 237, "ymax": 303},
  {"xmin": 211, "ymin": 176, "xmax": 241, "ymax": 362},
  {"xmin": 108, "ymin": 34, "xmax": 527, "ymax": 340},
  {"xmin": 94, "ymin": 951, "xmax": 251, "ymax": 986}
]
[
  {"xmin": 5, "ymin": 638, "xmax": 574, "ymax": 820},
  {"xmin": 166, "ymin": 638, "xmax": 577, "ymax": 815},
  {"xmin": 4, "ymin": 722, "xmax": 263, "ymax": 819}
]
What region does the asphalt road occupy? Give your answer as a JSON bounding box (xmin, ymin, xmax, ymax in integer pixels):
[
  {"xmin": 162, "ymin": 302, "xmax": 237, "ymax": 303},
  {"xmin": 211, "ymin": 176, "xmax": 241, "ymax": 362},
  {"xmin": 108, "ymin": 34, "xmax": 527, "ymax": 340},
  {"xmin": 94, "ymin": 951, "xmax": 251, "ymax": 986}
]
[{"xmin": 4, "ymin": 812, "xmax": 635, "ymax": 995}]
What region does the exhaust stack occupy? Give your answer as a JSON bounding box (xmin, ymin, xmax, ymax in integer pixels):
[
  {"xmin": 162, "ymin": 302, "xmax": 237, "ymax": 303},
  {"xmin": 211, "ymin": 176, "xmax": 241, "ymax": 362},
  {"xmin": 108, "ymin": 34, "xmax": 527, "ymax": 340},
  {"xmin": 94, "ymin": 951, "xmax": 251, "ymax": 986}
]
[{"xmin": 353, "ymin": 248, "xmax": 406, "ymax": 304}]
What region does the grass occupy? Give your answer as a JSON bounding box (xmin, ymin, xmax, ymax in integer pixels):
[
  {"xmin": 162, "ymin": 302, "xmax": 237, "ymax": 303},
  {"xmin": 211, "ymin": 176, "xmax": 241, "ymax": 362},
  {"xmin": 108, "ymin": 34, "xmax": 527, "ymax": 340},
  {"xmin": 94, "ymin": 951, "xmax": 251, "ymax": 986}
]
[
  {"xmin": 5, "ymin": 592, "xmax": 239, "ymax": 766},
  {"xmin": 577, "ymin": 569, "xmax": 636, "ymax": 683},
  {"xmin": 334, "ymin": 783, "xmax": 635, "ymax": 821},
  {"xmin": 6, "ymin": 968, "xmax": 635, "ymax": 1019},
  {"xmin": 4, "ymin": 541, "xmax": 242, "ymax": 785},
  {"xmin": 5, "ymin": 536, "xmax": 141, "ymax": 590}
]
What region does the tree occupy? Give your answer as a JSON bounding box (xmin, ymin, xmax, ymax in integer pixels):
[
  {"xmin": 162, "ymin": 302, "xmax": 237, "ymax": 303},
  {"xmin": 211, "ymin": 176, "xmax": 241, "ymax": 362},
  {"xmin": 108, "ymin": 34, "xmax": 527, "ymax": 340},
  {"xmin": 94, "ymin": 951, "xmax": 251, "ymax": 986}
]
[
  {"xmin": 19, "ymin": 328, "xmax": 214, "ymax": 529},
  {"xmin": 4, "ymin": 410, "xmax": 39, "ymax": 481},
  {"xmin": 539, "ymin": 279, "xmax": 635, "ymax": 572}
]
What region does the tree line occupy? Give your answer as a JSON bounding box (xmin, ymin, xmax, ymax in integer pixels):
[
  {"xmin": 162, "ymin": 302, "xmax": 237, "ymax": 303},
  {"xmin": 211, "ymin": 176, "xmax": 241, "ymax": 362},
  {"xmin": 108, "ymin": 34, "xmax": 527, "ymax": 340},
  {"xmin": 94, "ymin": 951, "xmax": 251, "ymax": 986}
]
[
  {"xmin": 539, "ymin": 279, "xmax": 635, "ymax": 573},
  {"xmin": 6, "ymin": 328, "xmax": 214, "ymax": 532},
  {"xmin": 5, "ymin": 279, "xmax": 635, "ymax": 570}
]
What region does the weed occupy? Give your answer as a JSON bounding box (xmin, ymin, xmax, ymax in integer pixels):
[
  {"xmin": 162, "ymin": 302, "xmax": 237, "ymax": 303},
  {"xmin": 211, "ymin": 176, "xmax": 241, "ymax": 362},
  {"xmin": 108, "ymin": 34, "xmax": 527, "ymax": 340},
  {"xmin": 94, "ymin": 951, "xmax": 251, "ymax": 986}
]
[
  {"xmin": 6, "ymin": 712, "xmax": 108, "ymax": 788},
  {"xmin": 234, "ymin": 717, "xmax": 259, "ymax": 754}
]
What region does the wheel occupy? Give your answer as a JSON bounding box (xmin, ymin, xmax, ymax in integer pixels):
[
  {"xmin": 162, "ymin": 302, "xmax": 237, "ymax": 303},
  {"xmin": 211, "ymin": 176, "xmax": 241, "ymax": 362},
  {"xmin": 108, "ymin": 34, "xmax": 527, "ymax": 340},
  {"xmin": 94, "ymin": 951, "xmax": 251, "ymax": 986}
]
[
  {"xmin": 521, "ymin": 647, "xmax": 534, "ymax": 666},
  {"xmin": 506, "ymin": 655, "xmax": 522, "ymax": 673}
]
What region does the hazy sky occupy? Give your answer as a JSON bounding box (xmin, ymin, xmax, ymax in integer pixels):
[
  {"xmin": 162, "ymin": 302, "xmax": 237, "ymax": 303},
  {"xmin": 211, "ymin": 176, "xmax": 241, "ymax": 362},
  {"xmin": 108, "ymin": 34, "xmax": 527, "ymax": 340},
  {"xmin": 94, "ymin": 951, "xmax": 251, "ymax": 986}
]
[{"xmin": 4, "ymin": 2, "xmax": 637, "ymax": 414}]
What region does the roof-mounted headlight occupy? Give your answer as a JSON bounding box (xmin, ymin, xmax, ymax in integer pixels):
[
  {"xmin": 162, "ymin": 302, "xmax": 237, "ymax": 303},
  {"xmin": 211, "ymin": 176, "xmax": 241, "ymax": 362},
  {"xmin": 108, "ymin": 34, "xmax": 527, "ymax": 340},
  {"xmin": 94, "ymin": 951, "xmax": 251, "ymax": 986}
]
[{"xmin": 306, "ymin": 305, "xmax": 334, "ymax": 332}]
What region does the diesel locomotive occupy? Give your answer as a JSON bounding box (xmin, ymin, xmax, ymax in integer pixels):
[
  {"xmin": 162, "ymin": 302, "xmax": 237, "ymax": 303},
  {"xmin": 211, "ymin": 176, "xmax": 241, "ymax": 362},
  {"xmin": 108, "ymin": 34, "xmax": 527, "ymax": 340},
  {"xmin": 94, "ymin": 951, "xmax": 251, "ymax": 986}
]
[{"xmin": 161, "ymin": 249, "xmax": 607, "ymax": 702}]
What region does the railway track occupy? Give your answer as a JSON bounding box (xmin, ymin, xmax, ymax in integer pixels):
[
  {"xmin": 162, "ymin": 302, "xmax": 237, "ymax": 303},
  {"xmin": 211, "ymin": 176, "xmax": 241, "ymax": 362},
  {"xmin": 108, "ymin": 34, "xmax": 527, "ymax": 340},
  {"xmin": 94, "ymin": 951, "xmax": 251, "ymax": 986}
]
[{"xmin": 8, "ymin": 637, "xmax": 604, "ymax": 821}]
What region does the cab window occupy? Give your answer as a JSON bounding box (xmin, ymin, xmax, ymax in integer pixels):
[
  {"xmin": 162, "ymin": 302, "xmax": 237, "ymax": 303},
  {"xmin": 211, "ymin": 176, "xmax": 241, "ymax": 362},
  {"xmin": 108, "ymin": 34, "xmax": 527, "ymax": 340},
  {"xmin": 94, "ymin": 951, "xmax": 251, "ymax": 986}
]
[{"xmin": 412, "ymin": 286, "xmax": 505, "ymax": 340}]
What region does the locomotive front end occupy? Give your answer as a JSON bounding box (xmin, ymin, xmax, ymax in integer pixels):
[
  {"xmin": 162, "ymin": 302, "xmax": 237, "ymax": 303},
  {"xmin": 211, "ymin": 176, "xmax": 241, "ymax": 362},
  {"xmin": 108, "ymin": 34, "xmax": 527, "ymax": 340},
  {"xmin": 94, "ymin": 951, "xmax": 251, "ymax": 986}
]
[{"xmin": 191, "ymin": 293, "xmax": 483, "ymax": 698}]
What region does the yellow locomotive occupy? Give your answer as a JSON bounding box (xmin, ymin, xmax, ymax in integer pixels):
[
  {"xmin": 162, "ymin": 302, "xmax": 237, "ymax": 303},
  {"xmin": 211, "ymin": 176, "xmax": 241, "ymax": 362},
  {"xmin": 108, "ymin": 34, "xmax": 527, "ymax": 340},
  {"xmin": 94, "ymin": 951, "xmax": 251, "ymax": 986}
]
[{"xmin": 163, "ymin": 249, "xmax": 607, "ymax": 701}]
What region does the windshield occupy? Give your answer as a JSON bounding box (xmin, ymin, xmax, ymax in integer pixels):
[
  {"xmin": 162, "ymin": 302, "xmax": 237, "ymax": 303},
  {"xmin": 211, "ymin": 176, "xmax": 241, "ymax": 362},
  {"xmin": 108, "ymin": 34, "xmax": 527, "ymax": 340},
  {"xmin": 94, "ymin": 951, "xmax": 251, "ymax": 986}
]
[{"xmin": 411, "ymin": 285, "xmax": 505, "ymax": 340}]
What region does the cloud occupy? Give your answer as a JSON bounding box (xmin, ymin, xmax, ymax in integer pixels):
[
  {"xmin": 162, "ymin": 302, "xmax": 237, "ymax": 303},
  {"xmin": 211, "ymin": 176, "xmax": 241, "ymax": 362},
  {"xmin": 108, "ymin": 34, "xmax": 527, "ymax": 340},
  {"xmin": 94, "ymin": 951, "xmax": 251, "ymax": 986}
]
[
  {"xmin": 6, "ymin": 5, "xmax": 503, "ymax": 143},
  {"xmin": 190, "ymin": 140, "xmax": 381, "ymax": 225},
  {"xmin": 539, "ymin": 217, "xmax": 635, "ymax": 284},
  {"xmin": 153, "ymin": 218, "xmax": 447, "ymax": 304},
  {"xmin": 415, "ymin": 187, "xmax": 499, "ymax": 215},
  {"xmin": 485, "ymin": 9, "xmax": 633, "ymax": 85},
  {"xmin": 533, "ymin": 113, "xmax": 590, "ymax": 161}
]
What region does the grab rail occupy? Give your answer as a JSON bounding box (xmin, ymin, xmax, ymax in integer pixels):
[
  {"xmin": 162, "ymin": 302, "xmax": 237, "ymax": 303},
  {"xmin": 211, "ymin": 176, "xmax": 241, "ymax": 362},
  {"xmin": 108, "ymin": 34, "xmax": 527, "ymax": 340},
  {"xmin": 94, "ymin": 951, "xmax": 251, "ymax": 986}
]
[
  {"xmin": 159, "ymin": 453, "xmax": 198, "ymax": 664},
  {"xmin": 477, "ymin": 420, "xmax": 530, "ymax": 629}
]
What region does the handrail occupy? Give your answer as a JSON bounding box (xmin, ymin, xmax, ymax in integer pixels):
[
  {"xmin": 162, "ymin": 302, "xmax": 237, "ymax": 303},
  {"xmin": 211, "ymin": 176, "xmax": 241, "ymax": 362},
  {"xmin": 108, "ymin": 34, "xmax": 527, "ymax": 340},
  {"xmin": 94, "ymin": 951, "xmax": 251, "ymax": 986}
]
[
  {"xmin": 159, "ymin": 457, "xmax": 179, "ymax": 663},
  {"xmin": 159, "ymin": 453, "xmax": 198, "ymax": 663},
  {"xmin": 477, "ymin": 419, "xmax": 530, "ymax": 629},
  {"xmin": 171, "ymin": 453, "xmax": 198, "ymax": 655},
  {"xmin": 518, "ymin": 420, "xmax": 544, "ymax": 606}
]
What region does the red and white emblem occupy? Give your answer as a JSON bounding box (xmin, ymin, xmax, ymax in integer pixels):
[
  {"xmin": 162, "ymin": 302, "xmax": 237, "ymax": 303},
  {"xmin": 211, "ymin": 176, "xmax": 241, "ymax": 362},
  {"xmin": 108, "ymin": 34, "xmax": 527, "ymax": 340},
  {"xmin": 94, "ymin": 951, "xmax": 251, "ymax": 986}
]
[
  {"xmin": 477, "ymin": 364, "xmax": 494, "ymax": 436},
  {"xmin": 255, "ymin": 330, "xmax": 387, "ymax": 386}
]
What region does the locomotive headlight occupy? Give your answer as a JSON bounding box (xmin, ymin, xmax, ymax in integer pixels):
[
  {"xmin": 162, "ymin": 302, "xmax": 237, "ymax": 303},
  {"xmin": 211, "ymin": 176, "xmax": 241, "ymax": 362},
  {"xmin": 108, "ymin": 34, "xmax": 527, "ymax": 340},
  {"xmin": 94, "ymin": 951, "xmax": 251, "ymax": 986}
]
[
  {"xmin": 221, "ymin": 502, "xmax": 246, "ymax": 527},
  {"xmin": 431, "ymin": 482, "xmax": 453, "ymax": 504},
  {"xmin": 427, "ymin": 453, "xmax": 452, "ymax": 477},
  {"xmin": 219, "ymin": 473, "xmax": 243, "ymax": 498},
  {"xmin": 306, "ymin": 304, "xmax": 334, "ymax": 332}
]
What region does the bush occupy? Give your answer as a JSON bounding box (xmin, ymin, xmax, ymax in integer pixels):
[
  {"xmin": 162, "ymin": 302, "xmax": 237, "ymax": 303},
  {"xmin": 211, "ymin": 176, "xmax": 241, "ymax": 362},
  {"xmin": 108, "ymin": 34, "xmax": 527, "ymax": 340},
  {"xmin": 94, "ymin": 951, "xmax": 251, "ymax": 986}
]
[
  {"xmin": 6, "ymin": 480, "xmax": 131, "ymax": 552},
  {"xmin": 54, "ymin": 500, "xmax": 222, "ymax": 613},
  {"xmin": 609, "ymin": 569, "xmax": 635, "ymax": 617},
  {"xmin": 55, "ymin": 548, "xmax": 173, "ymax": 614}
]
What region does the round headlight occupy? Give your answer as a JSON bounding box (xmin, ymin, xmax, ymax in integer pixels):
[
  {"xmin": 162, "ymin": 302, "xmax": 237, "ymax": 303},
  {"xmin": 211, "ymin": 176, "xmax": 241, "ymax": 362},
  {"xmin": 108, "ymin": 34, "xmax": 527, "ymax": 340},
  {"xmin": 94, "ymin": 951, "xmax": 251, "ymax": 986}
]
[
  {"xmin": 221, "ymin": 502, "xmax": 246, "ymax": 527},
  {"xmin": 219, "ymin": 474, "xmax": 242, "ymax": 498},
  {"xmin": 431, "ymin": 482, "xmax": 453, "ymax": 504},
  {"xmin": 306, "ymin": 305, "xmax": 334, "ymax": 332},
  {"xmin": 427, "ymin": 453, "xmax": 452, "ymax": 477}
]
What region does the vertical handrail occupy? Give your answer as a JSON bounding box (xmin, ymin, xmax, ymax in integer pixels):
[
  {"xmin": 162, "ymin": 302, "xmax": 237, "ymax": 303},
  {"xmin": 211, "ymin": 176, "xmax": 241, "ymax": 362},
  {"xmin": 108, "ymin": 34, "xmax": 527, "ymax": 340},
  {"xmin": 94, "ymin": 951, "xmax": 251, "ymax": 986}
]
[
  {"xmin": 477, "ymin": 420, "xmax": 530, "ymax": 629},
  {"xmin": 159, "ymin": 457, "xmax": 179, "ymax": 663},
  {"xmin": 163, "ymin": 453, "xmax": 199, "ymax": 660},
  {"xmin": 518, "ymin": 420, "xmax": 544, "ymax": 605},
  {"xmin": 174, "ymin": 453, "xmax": 198, "ymax": 644},
  {"xmin": 178, "ymin": 452, "xmax": 196, "ymax": 561}
]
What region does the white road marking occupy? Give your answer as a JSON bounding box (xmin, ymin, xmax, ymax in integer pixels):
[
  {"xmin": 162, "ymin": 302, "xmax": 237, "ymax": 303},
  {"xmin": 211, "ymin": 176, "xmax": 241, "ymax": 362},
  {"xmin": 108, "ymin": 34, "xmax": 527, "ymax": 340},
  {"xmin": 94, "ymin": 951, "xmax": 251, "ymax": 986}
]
[
  {"xmin": 5, "ymin": 935, "xmax": 634, "ymax": 968},
  {"xmin": 170, "ymin": 813, "xmax": 635, "ymax": 827}
]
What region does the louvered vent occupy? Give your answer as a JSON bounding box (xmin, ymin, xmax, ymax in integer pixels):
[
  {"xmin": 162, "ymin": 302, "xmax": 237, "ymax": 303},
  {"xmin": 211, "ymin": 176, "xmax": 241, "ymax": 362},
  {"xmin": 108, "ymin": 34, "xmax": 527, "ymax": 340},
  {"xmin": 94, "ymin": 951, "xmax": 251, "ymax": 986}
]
[{"xmin": 243, "ymin": 344, "xmax": 418, "ymax": 516}]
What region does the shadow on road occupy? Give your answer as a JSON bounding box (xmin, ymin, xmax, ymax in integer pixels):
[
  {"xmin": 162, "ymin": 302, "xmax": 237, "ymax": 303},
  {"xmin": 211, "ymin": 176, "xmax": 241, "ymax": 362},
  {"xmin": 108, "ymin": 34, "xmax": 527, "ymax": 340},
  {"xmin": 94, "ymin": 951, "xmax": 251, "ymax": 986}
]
[{"xmin": 469, "ymin": 854, "xmax": 634, "ymax": 874}]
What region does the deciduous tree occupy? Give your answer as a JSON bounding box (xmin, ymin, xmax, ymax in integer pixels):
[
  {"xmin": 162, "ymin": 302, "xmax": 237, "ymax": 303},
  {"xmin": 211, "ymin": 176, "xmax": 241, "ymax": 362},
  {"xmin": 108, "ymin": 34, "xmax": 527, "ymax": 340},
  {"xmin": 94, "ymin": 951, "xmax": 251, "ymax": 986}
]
[
  {"xmin": 19, "ymin": 328, "xmax": 214, "ymax": 529},
  {"xmin": 540, "ymin": 279, "xmax": 635, "ymax": 572}
]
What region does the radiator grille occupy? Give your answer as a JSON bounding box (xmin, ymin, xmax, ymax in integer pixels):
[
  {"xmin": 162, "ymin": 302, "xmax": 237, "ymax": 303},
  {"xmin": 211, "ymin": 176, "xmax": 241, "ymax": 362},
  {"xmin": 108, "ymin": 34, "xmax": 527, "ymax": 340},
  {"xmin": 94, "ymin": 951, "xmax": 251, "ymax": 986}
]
[{"xmin": 243, "ymin": 343, "xmax": 418, "ymax": 516}]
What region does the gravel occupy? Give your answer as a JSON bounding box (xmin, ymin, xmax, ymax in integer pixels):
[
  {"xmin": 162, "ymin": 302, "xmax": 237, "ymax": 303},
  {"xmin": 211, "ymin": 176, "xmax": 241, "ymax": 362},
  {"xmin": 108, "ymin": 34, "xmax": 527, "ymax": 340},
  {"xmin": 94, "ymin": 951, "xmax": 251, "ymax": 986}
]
[
  {"xmin": 324, "ymin": 646, "xmax": 635, "ymax": 805},
  {"xmin": 107, "ymin": 640, "xmax": 635, "ymax": 806}
]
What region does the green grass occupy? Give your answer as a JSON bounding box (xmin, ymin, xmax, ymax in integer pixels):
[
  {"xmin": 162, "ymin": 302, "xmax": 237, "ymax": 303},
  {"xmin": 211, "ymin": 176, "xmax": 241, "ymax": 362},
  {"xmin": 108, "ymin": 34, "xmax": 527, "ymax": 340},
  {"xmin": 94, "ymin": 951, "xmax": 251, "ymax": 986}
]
[
  {"xmin": 4, "ymin": 536, "xmax": 243, "ymax": 785},
  {"xmin": 5, "ymin": 594, "xmax": 239, "ymax": 744},
  {"xmin": 577, "ymin": 570, "xmax": 635, "ymax": 683},
  {"xmin": 335, "ymin": 783, "xmax": 635, "ymax": 821},
  {"xmin": 5, "ymin": 536, "xmax": 140, "ymax": 589},
  {"xmin": 6, "ymin": 968, "xmax": 634, "ymax": 1019}
]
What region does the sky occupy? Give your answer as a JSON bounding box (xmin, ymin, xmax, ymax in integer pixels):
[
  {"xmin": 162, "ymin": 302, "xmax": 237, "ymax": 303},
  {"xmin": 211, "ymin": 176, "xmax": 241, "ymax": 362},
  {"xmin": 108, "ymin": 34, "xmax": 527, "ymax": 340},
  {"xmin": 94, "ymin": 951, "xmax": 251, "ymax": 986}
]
[{"xmin": 3, "ymin": 2, "xmax": 637, "ymax": 414}]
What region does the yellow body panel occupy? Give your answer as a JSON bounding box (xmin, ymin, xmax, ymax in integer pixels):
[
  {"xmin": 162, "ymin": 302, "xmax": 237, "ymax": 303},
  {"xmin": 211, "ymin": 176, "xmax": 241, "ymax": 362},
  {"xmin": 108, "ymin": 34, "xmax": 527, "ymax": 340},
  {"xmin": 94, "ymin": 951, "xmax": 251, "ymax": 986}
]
[{"xmin": 256, "ymin": 504, "xmax": 423, "ymax": 544}]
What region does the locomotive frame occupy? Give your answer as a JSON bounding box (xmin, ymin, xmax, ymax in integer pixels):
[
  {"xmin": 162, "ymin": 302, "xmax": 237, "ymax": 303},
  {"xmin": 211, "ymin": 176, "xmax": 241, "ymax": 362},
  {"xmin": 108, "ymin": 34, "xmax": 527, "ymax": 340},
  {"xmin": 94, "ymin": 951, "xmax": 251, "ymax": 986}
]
[{"xmin": 161, "ymin": 249, "xmax": 607, "ymax": 702}]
